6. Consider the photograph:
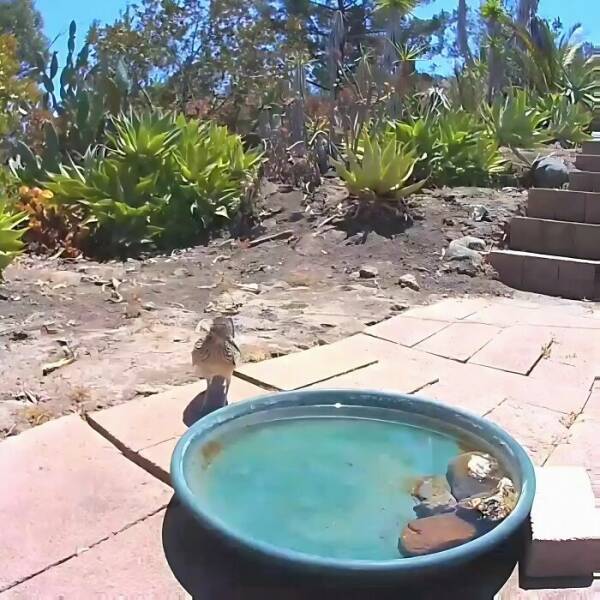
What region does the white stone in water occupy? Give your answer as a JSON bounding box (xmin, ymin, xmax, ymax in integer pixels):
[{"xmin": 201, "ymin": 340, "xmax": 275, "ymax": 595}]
[{"xmin": 447, "ymin": 452, "xmax": 502, "ymax": 500}]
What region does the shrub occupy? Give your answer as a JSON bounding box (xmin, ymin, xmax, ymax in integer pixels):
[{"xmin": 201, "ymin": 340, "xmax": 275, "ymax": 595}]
[
  {"xmin": 538, "ymin": 94, "xmax": 592, "ymax": 147},
  {"xmin": 16, "ymin": 186, "xmax": 88, "ymax": 257},
  {"xmin": 43, "ymin": 111, "xmax": 263, "ymax": 257},
  {"xmin": 0, "ymin": 199, "xmax": 27, "ymax": 277},
  {"xmin": 483, "ymin": 89, "xmax": 549, "ymax": 150},
  {"xmin": 391, "ymin": 110, "xmax": 506, "ymax": 186}
]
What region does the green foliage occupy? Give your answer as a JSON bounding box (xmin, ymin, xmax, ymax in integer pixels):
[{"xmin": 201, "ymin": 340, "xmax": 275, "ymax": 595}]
[
  {"xmin": 480, "ymin": 0, "xmax": 505, "ymax": 22},
  {"xmin": 509, "ymin": 18, "xmax": 594, "ymax": 99},
  {"xmin": 0, "ymin": 198, "xmax": 27, "ymax": 276},
  {"xmin": 0, "ymin": 0, "xmax": 48, "ymax": 70},
  {"xmin": 483, "ymin": 89, "xmax": 549, "ymax": 149},
  {"xmin": 538, "ymin": 95, "xmax": 592, "ymax": 147},
  {"xmin": 43, "ymin": 111, "xmax": 263, "ymax": 257},
  {"xmin": 0, "ymin": 34, "xmax": 38, "ymax": 147},
  {"xmin": 391, "ymin": 110, "xmax": 506, "ymax": 186},
  {"xmin": 336, "ymin": 133, "xmax": 425, "ymax": 201}
]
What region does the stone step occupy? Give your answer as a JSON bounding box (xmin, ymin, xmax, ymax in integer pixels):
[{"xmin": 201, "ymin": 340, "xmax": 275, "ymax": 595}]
[
  {"xmin": 583, "ymin": 140, "xmax": 600, "ymax": 155},
  {"xmin": 570, "ymin": 170, "xmax": 600, "ymax": 192},
  {"xmin": 510, "ymin": 216, "xmax": 600, "ymax": 260},
  {"xmin": 528, "ymin": 188, "xmax": 600, "ymax": 223},
  {"xmin": 575, "ymin": 154, "xmax": 600, "ymax": 172},
  {"xmin": 489, "ymin": 250, "xmax": 600, "ymax": 300}
]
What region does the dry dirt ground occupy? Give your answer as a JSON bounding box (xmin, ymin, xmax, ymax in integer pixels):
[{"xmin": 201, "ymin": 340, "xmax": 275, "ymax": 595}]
[{"xmin": 0, "ymin": 179, "xmax": 526, "ymax": 436}]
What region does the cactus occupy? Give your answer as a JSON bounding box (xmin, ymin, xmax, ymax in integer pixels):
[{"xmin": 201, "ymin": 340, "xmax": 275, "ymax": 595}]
[{"xmin": 12, "ymin": 21, "xmax": 132, "ymax": 184}]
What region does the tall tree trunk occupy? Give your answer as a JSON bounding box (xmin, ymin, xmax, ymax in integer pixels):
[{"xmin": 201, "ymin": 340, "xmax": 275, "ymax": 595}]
[
  {"xmin": 517, "ymin": 0, "xmax": 539, "ymax": 28},
  {"xmin": 487, "ymin": 20, "xmax": 503, "ymax": 103},
  {"xmin": 457, "ymin": 0, "xmax": 471, "ymax": 65}
]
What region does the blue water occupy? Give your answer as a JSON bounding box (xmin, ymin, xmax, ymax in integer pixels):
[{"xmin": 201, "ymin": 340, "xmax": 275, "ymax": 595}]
[{"xmin": 185, "ymin": 413, "xmax": 469, "ymax": 560}]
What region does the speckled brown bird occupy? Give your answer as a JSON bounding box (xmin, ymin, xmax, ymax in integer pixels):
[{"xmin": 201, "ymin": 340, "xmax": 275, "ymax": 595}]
[{"xmin": 192, "ymin": 316, "xmax": 241, "ymax": 393}]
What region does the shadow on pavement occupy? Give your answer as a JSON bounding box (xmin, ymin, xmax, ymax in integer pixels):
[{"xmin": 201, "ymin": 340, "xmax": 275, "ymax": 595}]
[{"xmin": 162, "ymin": 497, "xmax": 522, "ymax": 600}]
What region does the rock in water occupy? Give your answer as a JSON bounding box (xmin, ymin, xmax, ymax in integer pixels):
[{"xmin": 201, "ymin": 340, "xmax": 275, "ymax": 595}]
[
  {"xmin": 447, "ymin": 452, "xmax": 502, "ymax": 500},
  {"xmin": 531, "ymin": 157, "xmax": 569, "ymax": 189},
  {"xmin": 458, "ymin": 477, "xmax": 518, "ymax": 522},
  {"xmin": 412, "ymin": 475, "xmax": 457, "ymax": 517},
  {"xmin": 399, "ymin": 513, "xmax": 478, "ymax": 557}
]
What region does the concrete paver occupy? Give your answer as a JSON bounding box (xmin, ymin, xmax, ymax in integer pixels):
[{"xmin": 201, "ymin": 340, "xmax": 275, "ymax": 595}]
[
  {"xmin": 88, "ymin": 377, "xmax": 265, "ymax": 454},
  {"xmin": 401, "ymin": 297, "xmax": 492, "ymax": 321},
  {"xmin": 465, "ymin": 303, "xmax": 600, "ymax": 329},
  {"xmin": 236, "ymin": 333, "xmax": 398, "ymax": 389},
  {"xmin": 139, "ymin": 438, "xmax": 178, "ymax": 485},
  {"xmin": 2, "ymin": 512, "xmax": 187, "ymax": 599},
  {"xmin": 415, "ymin": 322, "xmax": 501, "ymax": 362},
  {"xmin": 486, "ymin": 401, "xmax": 570, "ymax": 465},
  {"xmin": 308, "ymin": 350, "xmax": 444, "ymax": 395},
  {"xmin": 365, "ymin": 316, "xmax": 450, "ymax": 347},
  {"xmin": 469, "ymin": 325, "xmax": 556, "ymax": 375},
  {"xmin": 545, "ymin": 415, "xmax": 600, "ymax": 504},
  {"xmin": 423, "ymin": 362, "xmax": 588, "ymax": 416},
  {"xmin": 528, "ymin": 328, "xmax": 600, "ymax": 390},
  {"xmin": 583, "ymin": 384, "xmax": 600, "ymax": 420},
  {"xmin": 0, "ymin": 415, "xmax": 171, "ymax": 592}
]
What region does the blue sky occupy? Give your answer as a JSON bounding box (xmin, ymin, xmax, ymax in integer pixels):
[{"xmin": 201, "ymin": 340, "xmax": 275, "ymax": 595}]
[{"xmin": 36, "ymin": 0, "xmax": 598, "ymax": 71}]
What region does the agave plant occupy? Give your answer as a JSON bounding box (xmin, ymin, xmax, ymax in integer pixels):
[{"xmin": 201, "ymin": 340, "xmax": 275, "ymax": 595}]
[
  {"xmin": 391, "ymin": 110, "xmax": 506, "ymax": 186},
  {"xmin": 0, "ymin": 200, "xmax": 27, "ymax": 276},
  {"xmin": 538, "ymin": 94, "xmax": 592, "ymax": 147},
  {"xmin": 483, "ymin": 89, "xmax": 549, "ymax": 150},
  {"xmin": 336, "ymin": 132, "xmax": 425, "ymax": 201},
  {"xmin": 43, "ymin": 110, "xmax": 264, "ymax": 257}
]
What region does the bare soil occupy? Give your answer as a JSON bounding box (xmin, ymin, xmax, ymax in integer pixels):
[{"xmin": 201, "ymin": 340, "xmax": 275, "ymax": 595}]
[{"xmin": 0, "ymin": 178, "xmax": 526, "ymax": 437}]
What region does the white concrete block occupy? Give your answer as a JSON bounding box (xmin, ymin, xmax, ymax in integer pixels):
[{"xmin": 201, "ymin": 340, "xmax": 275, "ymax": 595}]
[{"xmin": 524, "ymin": 467, "xmax": 600, "ymax": 578}]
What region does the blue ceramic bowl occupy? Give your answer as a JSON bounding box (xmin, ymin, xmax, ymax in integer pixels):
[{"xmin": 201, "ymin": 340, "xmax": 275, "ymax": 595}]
[{"xmin": 171, "ymin": 390, "xmax": 535, "ymax": 580}]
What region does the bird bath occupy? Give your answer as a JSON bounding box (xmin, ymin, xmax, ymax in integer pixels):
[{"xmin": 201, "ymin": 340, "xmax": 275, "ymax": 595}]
[{"xmin": 171, "ymin": 390, "xmax": 535, "ymax": 582}]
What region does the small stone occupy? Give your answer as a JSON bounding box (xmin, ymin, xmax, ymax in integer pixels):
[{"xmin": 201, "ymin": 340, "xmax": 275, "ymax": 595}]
[
  {"xmin": 174, "ymin": 267, "xmax": 192, "ymax": 278},
  {"xmin": 399, "ymin": 513, "xmax": 478, "ymax": 557},
  {"xmin": 443, "ymin": 237, "xmax": 485, "ymax": 275},
  {"xmin": 458, "ymin": 477, "xmax": 517, "ymax": 522},
  {"xmin": 9, "ymin": 330, "xmax": 28, "ymax": 341},
  {"xmin": 412, "ymin": 475, "xmax": 457, "ymax": 517},
  {"xmin": 399, "ymin": 274, "xmax": 420, "ymax": 291},
  {"xmin": 447, "ymin": 452, "xmax": 502, "ymax": 500},
  {"xmin": 359, "ymin": 265, "xmax": 378, "ymax": 279},
  {"xmin": 390, "ymin": 302, "xmax": 409, "ymax": 312},
  {"xmin": 452, "ymin": 236, "xmax": 486, "ymax": 252},
  {"xmin": 470, "ymin": 205, "xmax": 490, "ymax": 222}
]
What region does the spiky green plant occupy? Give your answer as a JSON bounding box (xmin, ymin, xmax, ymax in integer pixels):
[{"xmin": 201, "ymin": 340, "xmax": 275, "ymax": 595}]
[
  {"xmin": 390, "ymin": 110, "xmax": 506, "ymax": 186},
  {"xmin": 483, "ymin": 89, "xmax": 549, "ymax": 150},
  {"xmin": 336, "ymin": 133, "xmax": 425, "ymax": 201},
  {"xmin": 538, "ymin": 94, "xmax": 592, "ymax": 147},
  {"xmin": 0, "ymin": 200, "xmax": 27, "ymax": 276},
  {"xmin": 508, "ymin": 18, "xmax": 594, "ymax": 98},
  {"xmin": 43, "ymin": 111, "xmax": 263, "ymax": 257}
]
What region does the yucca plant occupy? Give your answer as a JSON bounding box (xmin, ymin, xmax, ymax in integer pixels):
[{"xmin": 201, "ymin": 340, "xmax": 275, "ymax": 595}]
[
  {"xmin": 336, "ymin": 132, "xmax": 425, "ymax": 201},
  {"xmin": 483, "ymin": 89, "xmax": 549, "ymax": 151},
  {"xmin": 0, "ymin": 200, "xmax": 27, "ymax": 277}
]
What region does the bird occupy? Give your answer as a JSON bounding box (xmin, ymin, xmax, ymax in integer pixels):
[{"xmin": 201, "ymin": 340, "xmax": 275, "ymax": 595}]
[{"xmin": 191, "ymin": 317, "xmax": 241, "ymax": 415}]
